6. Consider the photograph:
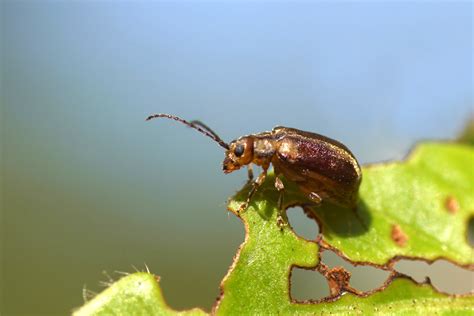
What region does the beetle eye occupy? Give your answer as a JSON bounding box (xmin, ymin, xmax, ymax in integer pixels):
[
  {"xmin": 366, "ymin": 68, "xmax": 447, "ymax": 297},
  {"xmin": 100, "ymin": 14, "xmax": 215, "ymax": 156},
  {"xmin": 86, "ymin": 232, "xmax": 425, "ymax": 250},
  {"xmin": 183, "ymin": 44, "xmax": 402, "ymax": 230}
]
[{"xmin": 234, "ymin": 144, "xmax": 244, "ymax": 157}]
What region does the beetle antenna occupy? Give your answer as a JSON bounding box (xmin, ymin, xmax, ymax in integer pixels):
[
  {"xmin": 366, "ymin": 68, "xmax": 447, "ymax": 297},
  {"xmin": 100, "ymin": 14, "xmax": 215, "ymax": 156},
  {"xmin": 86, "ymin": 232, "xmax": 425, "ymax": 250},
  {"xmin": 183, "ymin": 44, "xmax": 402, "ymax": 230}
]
[
  {"xmin": 189, "ymin": 120, "xmax": 222, "ymax": 142},
  {"xmin": 146, "ymin": 113, "xmax": 230, "ymax": 150}
]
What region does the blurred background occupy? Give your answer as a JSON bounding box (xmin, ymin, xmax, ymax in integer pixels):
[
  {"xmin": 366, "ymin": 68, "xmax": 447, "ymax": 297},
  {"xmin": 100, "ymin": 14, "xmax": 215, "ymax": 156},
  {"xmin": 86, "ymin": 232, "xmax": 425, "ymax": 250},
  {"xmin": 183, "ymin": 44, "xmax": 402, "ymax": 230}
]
[{"xmin": 1, "ymin": 1, "xmax": 473, "ymax": 315}]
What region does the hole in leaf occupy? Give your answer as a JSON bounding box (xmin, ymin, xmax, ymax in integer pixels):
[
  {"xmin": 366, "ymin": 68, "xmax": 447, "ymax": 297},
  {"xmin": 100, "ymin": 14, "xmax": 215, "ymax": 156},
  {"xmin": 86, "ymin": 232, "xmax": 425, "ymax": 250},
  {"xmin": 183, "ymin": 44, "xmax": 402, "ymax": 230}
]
[
  {"xmin": 321, "ymin": 251, "xmax": 390, "ymax": 292},
  {"xmin": 290, "ymin": 267, "xmax": 329, "ymax": 301},
  {"xmin": 468, "ymin": 216, "xmax": 474, "ymax": 247},
  {"xmin": 394, "ymin": 259, "xmax": 474, "ymax": 295},
  {"xmin": 286, "ymin": 206, "xmax": 319, "ymax": 240},
  {"xmin": 290, "ymin": 250, "xmax": 391, "ymax": 301}
]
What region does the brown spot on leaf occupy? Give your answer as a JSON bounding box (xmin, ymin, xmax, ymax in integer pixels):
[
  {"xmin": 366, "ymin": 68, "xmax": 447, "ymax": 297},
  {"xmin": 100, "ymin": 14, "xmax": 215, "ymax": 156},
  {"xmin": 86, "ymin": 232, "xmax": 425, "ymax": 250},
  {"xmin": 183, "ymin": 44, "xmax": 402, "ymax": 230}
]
[
  {"xmin": 391, "ymin": 224, "xmax": 408, "ymax": 247},
  {"xmin": 445, "ymin": 195, "xmax": 459, "ymax": 214}
]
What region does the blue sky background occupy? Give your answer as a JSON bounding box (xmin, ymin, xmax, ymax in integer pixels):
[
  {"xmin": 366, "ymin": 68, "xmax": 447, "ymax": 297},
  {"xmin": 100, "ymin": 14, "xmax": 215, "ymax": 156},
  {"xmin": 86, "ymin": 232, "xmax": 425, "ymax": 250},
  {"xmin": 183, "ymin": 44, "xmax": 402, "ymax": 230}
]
[{"xmin": 2, "ymin": 1, "xmax": 472, "ymax": 314}]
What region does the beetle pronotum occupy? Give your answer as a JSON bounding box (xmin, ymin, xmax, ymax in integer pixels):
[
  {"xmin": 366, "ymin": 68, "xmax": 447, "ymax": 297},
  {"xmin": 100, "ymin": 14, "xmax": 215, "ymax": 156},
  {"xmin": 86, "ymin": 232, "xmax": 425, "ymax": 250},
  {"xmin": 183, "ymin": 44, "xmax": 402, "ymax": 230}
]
[{"xmin": 147, "ymin": 113, "xmax": 362, "ymax": 224}]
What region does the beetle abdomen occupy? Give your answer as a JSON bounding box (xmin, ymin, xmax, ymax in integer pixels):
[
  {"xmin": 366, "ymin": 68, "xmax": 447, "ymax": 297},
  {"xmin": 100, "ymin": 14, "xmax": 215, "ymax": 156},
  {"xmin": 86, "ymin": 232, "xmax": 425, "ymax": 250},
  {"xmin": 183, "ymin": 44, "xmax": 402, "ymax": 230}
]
[
  {"xmin": 289, "ymin": 137, "xmax": 358, "ymax": 185},
  {"xmin": 272, "ymin": 127, "xmax": 361, "ymax": 207}
]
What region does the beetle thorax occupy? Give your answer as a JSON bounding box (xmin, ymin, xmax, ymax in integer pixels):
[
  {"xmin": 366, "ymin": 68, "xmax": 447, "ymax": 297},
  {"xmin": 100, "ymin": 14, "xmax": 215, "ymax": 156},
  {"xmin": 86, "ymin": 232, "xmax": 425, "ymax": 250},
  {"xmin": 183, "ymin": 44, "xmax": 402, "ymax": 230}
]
[{"xmin": 252, "ymin": 136, "xmax": 277, "ymax": 168}]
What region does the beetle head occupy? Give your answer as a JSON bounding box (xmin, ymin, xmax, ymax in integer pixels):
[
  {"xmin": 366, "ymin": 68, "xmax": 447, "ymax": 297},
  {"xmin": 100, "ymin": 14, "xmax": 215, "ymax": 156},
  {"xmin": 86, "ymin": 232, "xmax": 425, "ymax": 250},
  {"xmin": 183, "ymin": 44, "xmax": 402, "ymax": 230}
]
[{"xmin": 223, "ymin": 137, "xmax": 254, "ymax": 173}]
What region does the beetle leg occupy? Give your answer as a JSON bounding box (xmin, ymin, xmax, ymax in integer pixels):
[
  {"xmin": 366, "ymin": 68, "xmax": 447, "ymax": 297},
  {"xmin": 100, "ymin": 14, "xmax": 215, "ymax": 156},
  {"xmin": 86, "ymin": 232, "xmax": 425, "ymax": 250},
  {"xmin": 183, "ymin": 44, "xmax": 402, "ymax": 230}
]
[
  {"xmin": 238, "ymin": 170, "xmax": 267, "ymax": 214},
  {"xmin": 274, "ymin": 176, "xmax": 287, "ymax": 228},
  {"xmin": 308, "ymin": 192, "xmax": 322, "ymax": 204},
  {"xmin": 247, "ymin": 165, "xmax": 254, "ymax": 182}
]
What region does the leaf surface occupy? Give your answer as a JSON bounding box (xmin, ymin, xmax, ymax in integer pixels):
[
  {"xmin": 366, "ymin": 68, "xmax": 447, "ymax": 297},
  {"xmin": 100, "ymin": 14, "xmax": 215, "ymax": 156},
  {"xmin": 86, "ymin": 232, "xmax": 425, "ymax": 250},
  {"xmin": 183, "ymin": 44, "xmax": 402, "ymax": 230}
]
[
  {"xmin": 73, "ymin": 273, "xmax": 206, "ymax": 316},
  {"xmin": 313, "ymin": 143, "xmax": 474, "ymax": 266}
]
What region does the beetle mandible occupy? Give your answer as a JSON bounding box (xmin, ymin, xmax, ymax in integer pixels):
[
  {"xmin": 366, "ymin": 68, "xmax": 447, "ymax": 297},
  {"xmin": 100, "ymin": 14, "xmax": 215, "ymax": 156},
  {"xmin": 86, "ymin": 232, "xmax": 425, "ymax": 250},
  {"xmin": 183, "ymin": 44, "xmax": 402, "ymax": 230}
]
[{"xmin": 147, "ymin": 113, "xmax": 362, "ymax": 223}]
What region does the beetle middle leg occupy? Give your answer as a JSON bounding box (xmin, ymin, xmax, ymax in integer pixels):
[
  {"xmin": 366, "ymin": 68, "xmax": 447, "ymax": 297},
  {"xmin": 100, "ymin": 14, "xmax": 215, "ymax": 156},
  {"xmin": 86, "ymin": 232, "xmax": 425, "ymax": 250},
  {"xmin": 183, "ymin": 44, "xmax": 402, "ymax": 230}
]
[
  {"xmin": 274, "ymin": 176, "xmax": 287, "ymax": 227},
  {"xmin": 308, "ymin": 192, "xmax": 323, "ymax": 204},
  {"xmin": 238, "ymin": 170, "xmax": 267, "ymax": 214}
]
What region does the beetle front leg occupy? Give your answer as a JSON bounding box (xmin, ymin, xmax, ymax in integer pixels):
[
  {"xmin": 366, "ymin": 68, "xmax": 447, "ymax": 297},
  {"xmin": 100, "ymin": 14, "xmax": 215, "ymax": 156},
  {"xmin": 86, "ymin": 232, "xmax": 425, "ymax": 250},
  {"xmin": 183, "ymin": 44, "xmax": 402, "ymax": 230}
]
[
  {"xmin": 247, "ymin": 165, "xmax": 254, "ymax": 182},
  {"xmin": 238, "ymin": 170, "xmax": 267, "ymax": 214},
  {"xmin": 274, "ymin": 176, "xmax": 287, "ymax": 228}
]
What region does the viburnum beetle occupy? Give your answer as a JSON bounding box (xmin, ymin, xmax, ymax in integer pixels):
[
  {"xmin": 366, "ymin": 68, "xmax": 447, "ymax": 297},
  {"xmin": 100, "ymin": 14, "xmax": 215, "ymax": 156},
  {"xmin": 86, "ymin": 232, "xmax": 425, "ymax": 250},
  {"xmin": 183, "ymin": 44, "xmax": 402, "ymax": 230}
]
[{"xmin": 147, "ymin": 113, "xmax": 362, "ymax": 223}]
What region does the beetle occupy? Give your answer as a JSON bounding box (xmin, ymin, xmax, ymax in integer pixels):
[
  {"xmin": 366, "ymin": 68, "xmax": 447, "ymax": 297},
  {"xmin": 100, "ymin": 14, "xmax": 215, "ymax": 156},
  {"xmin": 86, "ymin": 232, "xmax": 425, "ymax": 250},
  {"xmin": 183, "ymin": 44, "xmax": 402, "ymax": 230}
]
[{"xmin": 147, "ymin": 113, "xmax": 362, "ymax": 223}]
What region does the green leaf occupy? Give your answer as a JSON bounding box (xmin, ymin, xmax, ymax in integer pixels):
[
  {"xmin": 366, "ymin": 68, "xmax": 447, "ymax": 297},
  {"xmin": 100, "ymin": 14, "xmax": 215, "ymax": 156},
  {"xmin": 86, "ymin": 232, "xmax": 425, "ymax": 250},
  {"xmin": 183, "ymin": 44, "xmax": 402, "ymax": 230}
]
[
  {"xmin": 216, "ymin": 153, "xmax": 474, "ymax": 313},
  {"xmin": 314, "ymin": 143, "xmax": 474, "ymax": 266},
  {"xmin": 216, "ymin": 185, "xmax": 319, "ymax": 313},
  {"xmin": 312, "ymin": 277, "xmax": 474, "ymax": 315},
  {"xmin": 73, "ymin": 273, "xmax": 206, "ymax": 316}
]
